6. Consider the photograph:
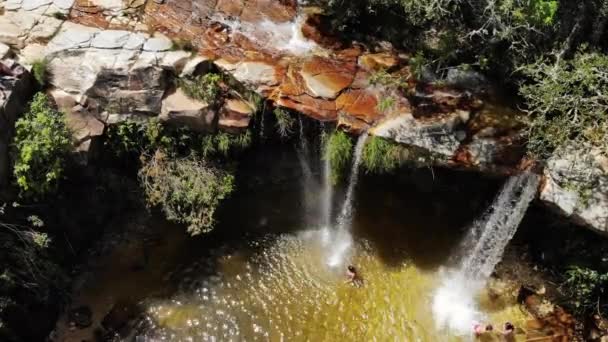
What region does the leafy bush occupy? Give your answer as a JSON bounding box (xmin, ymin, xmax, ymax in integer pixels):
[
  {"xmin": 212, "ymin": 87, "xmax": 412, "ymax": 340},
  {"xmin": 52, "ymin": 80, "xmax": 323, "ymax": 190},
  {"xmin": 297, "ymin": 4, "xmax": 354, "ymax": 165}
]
[
  {"xmin": 324, "ymin": 130, "xmax": 353, "ymax": 185},
  {"xmin": 139, "ymin": 151, "xmax": 235, "ymax": 235},
  {"xmin": 362, "ymin": 136, "xmax": 402, "ymax": 173},
  {"xmin": 562, "ymin": 266, "xmax": 608, "ymax": 315},
  {"xmin": 520, "ymin": 51, "xmax": 608, "ymax": 159},
  {"xmin": 273, "ymin": 108, "xmax": 295, "ymax": 138},
  {"xmin": 200, "ymin": 131, "xmax": 252, "ymax": 158},
  {"xmin": 31, "ymin": 59, "xmax": 49, "ymax": 86},
  {"xmin": 12, "ymin": 93, "xmax": 72, "ymax": 198},
  {"xmin": 178, "ymin": 73, "xmax": 222, "ymax": 105}
]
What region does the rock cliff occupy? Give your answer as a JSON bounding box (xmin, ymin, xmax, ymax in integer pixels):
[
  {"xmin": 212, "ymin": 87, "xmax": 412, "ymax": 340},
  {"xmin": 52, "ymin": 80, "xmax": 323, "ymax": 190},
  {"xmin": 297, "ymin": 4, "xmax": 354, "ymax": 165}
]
[{"xmin": 0, "ymin": 0, "xmax": 605, "ymax": 234}]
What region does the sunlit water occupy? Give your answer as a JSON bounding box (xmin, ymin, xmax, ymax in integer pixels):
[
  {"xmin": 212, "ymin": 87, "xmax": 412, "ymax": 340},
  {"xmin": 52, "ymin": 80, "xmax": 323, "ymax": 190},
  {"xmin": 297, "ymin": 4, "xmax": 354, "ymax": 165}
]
[
  {"xmin": 54, "ymin": 147, "xmax": 540, "ymax": 342},
  {"xmin": 138, "ymin": 230, "xmax": 529, "ymax": 341}
]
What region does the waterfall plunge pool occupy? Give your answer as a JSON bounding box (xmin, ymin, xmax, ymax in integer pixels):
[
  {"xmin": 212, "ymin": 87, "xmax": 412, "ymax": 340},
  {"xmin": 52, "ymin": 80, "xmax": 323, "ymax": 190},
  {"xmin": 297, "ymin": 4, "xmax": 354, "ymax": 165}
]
[{"xmin": 54, "ymin": 143, "xmax": 549, "ymax": 341}]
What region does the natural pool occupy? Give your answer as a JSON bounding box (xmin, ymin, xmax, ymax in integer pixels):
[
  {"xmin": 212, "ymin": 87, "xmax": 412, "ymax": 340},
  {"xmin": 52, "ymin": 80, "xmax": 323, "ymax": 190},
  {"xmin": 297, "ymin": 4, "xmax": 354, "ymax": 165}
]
[{"xmin": 54, "ymin": 144, "xmax": 545, "ymax": 341}]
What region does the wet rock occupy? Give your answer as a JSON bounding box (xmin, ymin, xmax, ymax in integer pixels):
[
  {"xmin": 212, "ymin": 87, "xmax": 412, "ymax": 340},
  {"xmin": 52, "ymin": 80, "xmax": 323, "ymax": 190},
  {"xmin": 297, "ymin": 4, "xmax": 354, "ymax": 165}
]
[
  {"xmin": 160, "ymin": 88, "xmax": 217, "ymax": 133},
  {"xmin": 68, "ymin": 305, "xmax": 93, "ymax": 328},
  {"xmin": 300, "ymin": 56, "xmax": 355, "ymax": 99},
  {"xmin": 540, "ymin": 145, "xmax": 608, "ymax": 235},
  {"xmin": 445, "ymin": 68, "xmax": 489, "ymax": 92},
  {"xmin": 101, "ymin": 300, "xmax": 141, "ymax": 337}
]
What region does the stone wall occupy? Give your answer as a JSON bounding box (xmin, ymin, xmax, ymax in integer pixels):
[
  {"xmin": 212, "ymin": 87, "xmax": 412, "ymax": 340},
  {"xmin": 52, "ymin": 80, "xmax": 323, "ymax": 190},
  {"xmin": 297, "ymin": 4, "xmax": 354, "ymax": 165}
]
[{"xmin": 0, "ymin": 59, "xmax": 35, "ymax": 195}]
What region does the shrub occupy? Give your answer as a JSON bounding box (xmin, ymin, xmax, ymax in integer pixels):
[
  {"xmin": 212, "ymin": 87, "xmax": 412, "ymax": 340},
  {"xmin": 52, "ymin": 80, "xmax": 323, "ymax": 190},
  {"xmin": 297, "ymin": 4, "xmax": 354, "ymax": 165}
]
[
  {"xmin": 12, "ymin": 93, "xmax": 72, "ymax": 198},
  {"xmin": 178, "ymin": 73, "xmax": 222, "ymax": 105},
  {"xmin": 273, "ymin": 107, "xmax": 295, "ymax": 138},
  {"xmin": 201, "ymin": 131, "xmax": 252, "ymax": 158},
  {"xmin": 31, "ymin": 59, "xmax": 49, "ymax": 86},
  {"xmin": 562, "ymin": 266, "xmax": 608, "ymax": 315},
  {"xmin": 362, "ymin": 136, "xmax": 402, "ymax": 173},
  {"xmin": 105, "ymin": 118, "xmax": 167, "ymax": 157},
  {"xmin": 139, "ymin": 151, "xmax": 235, "ymax": 235},
  {"xmin": 520, "ymin": 51, "xmax": 608, "ymax": 159},
  {"xmin": 50, "ymin": 12, "xmax": 68, "ymax": 20},
  {"xmin": 324, "ymin": 130, "xmax": 353, "ymax": 185}
]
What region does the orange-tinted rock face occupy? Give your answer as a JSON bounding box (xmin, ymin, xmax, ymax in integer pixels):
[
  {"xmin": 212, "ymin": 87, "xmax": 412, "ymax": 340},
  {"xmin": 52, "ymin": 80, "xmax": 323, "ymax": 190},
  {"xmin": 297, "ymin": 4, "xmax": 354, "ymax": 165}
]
[{"xmin": 52, "ymin": 0, "xmax": 526, "ymax": 173}]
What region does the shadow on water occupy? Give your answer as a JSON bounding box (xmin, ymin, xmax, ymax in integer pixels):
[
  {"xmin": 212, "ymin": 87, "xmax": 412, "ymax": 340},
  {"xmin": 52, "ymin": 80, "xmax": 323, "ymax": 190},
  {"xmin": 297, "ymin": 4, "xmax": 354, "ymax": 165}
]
[
  {"xmin": 208, "ymin": 143, "xmax": 503, "ymax": 271},
  {"xmin": 54, "ymin": 142, "xmax": 508, "ymax": 340},
  {"xmin": 353, "ymin": 167, "xmax": 501, "ymax": 270}
]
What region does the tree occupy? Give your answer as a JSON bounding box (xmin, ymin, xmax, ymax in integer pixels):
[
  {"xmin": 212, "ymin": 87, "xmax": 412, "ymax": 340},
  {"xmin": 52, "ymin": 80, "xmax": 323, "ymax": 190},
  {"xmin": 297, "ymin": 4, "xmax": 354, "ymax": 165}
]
[
  {"xmin": 12, "ymin": 93, "xmax": 72, "ymax": 198},
  {"xmin": 520, "ymin": 51, "xmax": 608, "ymax": 159},
  {"xmin": 138, "ymin": 151, "xmax": 235, "ymax": 235}
]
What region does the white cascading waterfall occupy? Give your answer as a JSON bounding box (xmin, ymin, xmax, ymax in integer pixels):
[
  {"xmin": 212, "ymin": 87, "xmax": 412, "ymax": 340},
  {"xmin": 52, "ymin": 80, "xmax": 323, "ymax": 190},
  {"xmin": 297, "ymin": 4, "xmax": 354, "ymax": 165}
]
[
  {"xmin": 326, "ymin": 133, "xmax": 369, "ymax": 267},
  {"xmin": 212, "ymin": 2, "xmax": 318, "ymax": 56},
  {"xmin": 432, "ymin": 172, "xmax": 540, "ymax": 334},
  {"xmin": 296, "ymin": 116, "xmax": 318, "ymax": 224}
]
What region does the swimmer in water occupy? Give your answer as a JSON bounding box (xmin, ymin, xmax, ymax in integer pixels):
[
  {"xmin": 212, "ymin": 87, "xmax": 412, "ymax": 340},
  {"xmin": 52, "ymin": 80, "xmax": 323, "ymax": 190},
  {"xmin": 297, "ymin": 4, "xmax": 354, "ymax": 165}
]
[{"xmin": 345, "ymin": 265, "xmax": 363, "ymax": 287}]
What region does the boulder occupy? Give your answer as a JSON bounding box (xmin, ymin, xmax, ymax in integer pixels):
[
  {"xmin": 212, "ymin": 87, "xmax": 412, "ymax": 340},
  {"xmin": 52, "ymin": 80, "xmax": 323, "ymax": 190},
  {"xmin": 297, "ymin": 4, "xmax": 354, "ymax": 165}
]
[
  {"xmin": 218, "ymin": 97, "xmax": 254, "ymax": 133},
  {"xmin": 540, "ymin": 145, "xmax": 608, "ymax": 235},
  {"xmin": 160, "ymin": 88, "xmax": 216, "ymax": 132},
  {"xmin": 445, "ymin": 68, "xmax": 489, "ymax": 92},
  {"xmin": 299, "ymin": 56, "xmax": 355, "ymax": 99}
]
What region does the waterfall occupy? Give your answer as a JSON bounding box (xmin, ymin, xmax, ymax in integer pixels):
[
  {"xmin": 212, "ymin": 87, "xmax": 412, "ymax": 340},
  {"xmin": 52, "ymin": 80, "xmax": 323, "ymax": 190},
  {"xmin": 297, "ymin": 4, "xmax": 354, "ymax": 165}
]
[
  {"xmin": 326, "ymin": 133, "xmax": 368, "ymax": 267},
  {"xmin": 432, "ymin": 172, "xmax": 540, "ymax": 334},
  {"xmin": 296, "ymin": 116, "xmax": 317, "ymax": 222},
  {"xmin": 459, "ymin": 172, "xmax": 540, "ymax": 279},
  {"xmin": 212, "ymin": 11, "xmax": 318, "ymax": 55},
  {"xmin": 337, "ymin": 132, "xmax": 369, "ymax": 229}
]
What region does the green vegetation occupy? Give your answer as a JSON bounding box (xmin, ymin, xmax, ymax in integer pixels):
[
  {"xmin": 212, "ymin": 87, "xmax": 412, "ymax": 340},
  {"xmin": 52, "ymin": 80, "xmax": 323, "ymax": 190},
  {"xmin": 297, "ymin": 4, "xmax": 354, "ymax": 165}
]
[
  {"xmin": 12, "ymin": 93, "xmax": 72, "ymax": 198},
  {"xmin": 31, "ymin": 59, "xmax": 50, "ymax": 87},
  {"xmin": 377, "ymin": 97, "xmax": 395, "ymax": 113},
  {"xmin": 273, "ymin": 108, "xmax": 296, "ymax": 138},
  {"xmin": 105, "ymin": 119, "xmax": 250, "ymax": 235},
  {"xmin": 324, "ymin": 131, "xmax": 353, "ymax": 184},
  {"xmin": 201, "ymin": 131, "xmax": 252, "ymax": 158},
  {"xmin": 50, "ymin": 12, "xmax": 68, "ymax": 20},
  {"xmin": 520, "ymin": 51, "xmax": 608, "ymax": 158},
  {"xmin": 138, "ymin": 151, "xmax": 235, "ymax": 235},
  {"xmin": 562, "ymin": 266, "xmax": 608, "ymax": 315},
  {"xmin": 361, "ymin": 136, "xmax": 402, "ymax": 173},
  {"xmin": 178, "ymin": 73, "xmax": 222, "ymax": 105}
]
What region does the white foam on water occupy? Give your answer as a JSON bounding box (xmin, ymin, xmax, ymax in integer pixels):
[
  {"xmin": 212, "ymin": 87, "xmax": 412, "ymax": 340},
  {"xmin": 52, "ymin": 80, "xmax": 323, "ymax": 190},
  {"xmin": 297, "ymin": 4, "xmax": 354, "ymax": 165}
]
[
  {"xmin": 214, "ymin": 14, "xmax": 318, "ymax": 55},
  {"xmin": 431, "ymin": 172, "xmax": 540, "ymax": 335}
]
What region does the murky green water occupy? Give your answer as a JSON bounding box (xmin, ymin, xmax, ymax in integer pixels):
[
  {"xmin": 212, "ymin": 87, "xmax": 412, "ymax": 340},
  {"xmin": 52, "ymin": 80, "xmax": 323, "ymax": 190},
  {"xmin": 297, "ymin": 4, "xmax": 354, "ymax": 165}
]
[{"xmin": 54, "ymin": 146, "xmax": 539, "ymax": 341}]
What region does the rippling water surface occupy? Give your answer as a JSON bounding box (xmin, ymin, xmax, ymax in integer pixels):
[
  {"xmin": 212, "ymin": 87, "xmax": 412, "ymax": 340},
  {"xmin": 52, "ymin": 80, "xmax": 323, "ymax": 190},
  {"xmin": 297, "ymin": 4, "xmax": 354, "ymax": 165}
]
[{"xmin": 55, "ymin": 147, "xmax": 535, "ymax": 341}]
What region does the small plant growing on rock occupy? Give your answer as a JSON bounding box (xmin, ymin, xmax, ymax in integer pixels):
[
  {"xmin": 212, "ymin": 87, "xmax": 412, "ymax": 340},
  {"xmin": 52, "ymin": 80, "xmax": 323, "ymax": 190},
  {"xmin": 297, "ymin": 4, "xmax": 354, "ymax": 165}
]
[
  {"xmin": 273, "ymin": 107, "xmax": 295, "ymax": 138},
  {"xmin": 377, "ymin": 97, "xmax": 396, "ymax": 113},
  {"xmin": 324, "ymin": 130, "xmax": 353, "ymax": 185},
  {"xmin": 200, "ymin": 131, "xmax": 252, "ymax": 158},
  {"xmin": 31, "ymin": 59, "xmax": 50, "ymax": 87},
  {"xmin": 178, "ymin": 73, "xmax": 222, "ymax": 106},
  {"xmin": 51, "ymin": 12, "xmax": 68, "ymax": 20},
  {"xmin": 362, "ymin": 136, "xmax": 402, "ymax": 173},
  {"xmin": 12, "ymin": 93, "xmax": 72, "ymax": 198}
]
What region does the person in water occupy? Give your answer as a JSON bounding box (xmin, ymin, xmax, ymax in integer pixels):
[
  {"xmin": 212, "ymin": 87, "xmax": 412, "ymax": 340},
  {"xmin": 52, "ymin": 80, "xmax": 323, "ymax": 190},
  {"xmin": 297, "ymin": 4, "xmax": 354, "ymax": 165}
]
[
  {"xmin": 346, "ymin": 265, "xmax": 363, "ymax": 287},
  {"xmin": 473, "ymin": 322, "xmax": 493, "ymax": 337},
  {"xmin": 502, "ymin": 322, "xmax": 515, "ymax": 341}
]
